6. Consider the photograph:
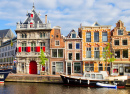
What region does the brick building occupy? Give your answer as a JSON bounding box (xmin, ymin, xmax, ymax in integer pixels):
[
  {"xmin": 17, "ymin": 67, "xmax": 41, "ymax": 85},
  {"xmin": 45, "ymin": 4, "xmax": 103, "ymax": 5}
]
[
  {"xmin": 111, "ymin": 20, "xmax": 130, "ymax": 76},
  {"xmin": 16, "ymin": 5, "xmax": 51, "ymax": 74},
  {"xmin": 50, "ymin": 26, "xmax": 65, "ymax": 75},
  {"xmin": 78, "ymin": 22, "xmax": 111, "ymax": 73},
  {"xmin": 65, "ymin": 29, "xmax": 82, "ymax": 75}
]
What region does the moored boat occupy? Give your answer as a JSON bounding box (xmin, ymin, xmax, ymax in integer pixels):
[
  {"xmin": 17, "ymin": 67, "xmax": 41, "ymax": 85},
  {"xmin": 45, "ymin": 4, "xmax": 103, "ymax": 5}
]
[
  {"xmin": 96, "ymin": 82, "xmax": 117, "ymax": 89},
  {"xmin": 0, "ymin": 68, "xmax": 12, "ymax": 83},
  {"xmin": 60, "ymin": 71, "xmax": 127, "ymax": 88}
]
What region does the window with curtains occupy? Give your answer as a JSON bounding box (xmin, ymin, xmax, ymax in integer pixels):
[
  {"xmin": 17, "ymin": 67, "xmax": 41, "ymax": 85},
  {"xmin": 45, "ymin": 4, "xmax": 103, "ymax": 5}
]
[
  {"xmin": 22, "ymin": 43, "xmax": 26, "ymax": 52},
  {"xmin": 115, "ymin": 50, "xmax": 120, "ymax": 58},
  {"xmin": 102, "ymin": 32, "xmax": 107, "ymax": 42},
  {"xmin": 94, "ymin": 32, "xmax": 99, "ymax": 42},
  {"xmin": 94, "ymin": 47, "xmax": 99, "ymax": 58},
  {"xmin": 56, "ymin": 62, "xmax": 63, "ymax": 72},
  {"xmin": 31, "ymin": 42, "xmax": 36, "ymax": 52},
  {"xmin": 86, "ymin": 47, "xmax": 91, "ymax": 58},
  {"xmin": 86, "ymin": 32, "xmax": 91, "ymax": 42},
  {"xmin": 40, "ymin": 42, "xmax": 45, "ymax": 50}
]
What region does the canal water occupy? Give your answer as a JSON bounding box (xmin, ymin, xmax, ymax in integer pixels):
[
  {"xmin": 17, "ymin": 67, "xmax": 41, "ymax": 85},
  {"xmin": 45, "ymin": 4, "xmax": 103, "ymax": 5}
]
[{"xmin": 0, "ymin": 82, "xmax": 129, "ymax": 94}]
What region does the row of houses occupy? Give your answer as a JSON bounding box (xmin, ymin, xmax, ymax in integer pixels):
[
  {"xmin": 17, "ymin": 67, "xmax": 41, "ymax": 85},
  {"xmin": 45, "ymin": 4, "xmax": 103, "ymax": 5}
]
[{"xmin": 0, "ymin": 5, "xmax": 130, "ymax": 76}]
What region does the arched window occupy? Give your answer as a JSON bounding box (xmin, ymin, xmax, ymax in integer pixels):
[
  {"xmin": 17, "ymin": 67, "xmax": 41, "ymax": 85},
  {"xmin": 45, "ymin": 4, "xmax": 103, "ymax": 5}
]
[
  {"xmin": 25, "ymin": 34, "xmax": 27, "ymax": 38},
  {"xmin": 40, "ymin": 33, "xmax": 42, "ymax": 38},
  {"xmin": 43, "ymin": 33, "xmax": 45, "ymax": 37}
]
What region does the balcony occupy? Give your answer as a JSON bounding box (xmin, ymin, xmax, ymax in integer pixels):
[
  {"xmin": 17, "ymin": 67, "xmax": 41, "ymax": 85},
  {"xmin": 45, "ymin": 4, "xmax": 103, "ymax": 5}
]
[{"xmin": 16, "ymin": 22, "xmax": 51, "ymax": 30}]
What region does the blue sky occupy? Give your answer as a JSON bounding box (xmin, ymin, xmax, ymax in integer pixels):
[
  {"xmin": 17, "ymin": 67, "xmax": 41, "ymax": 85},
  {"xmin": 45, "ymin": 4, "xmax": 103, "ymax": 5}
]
[{"xmin": 0, "ymin": 0, "xmax": 130, "ymax": 36}]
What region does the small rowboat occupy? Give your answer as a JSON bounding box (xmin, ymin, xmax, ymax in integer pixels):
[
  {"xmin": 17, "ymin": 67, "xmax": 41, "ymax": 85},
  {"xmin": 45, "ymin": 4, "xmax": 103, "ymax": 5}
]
[{"xmin": 96, "ymin": 82, "xmax": 117, "ymax": 89}]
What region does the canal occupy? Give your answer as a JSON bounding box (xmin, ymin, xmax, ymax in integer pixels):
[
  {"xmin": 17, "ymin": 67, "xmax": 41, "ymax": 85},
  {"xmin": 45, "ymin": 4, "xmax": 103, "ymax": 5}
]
[{"xmin": 0, "ymin": 82, "xmax": 130, "ymax": 94}]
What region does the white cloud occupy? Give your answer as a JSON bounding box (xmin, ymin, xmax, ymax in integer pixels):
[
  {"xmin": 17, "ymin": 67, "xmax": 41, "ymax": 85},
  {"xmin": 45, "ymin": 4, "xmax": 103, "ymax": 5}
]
[{"xmin": 0, "ymin": 0, "xmax": 130, "ymax": 36}]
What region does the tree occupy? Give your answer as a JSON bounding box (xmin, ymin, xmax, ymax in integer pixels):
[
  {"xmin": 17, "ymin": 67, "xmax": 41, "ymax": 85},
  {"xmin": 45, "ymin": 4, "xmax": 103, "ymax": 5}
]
[
  {"xmin": 39, "ymin": 49, "xmax": 48, "ymax": 71},
  {"xmin": 102, "ymin": 43, "xmax": 116, "ymax": 72}
]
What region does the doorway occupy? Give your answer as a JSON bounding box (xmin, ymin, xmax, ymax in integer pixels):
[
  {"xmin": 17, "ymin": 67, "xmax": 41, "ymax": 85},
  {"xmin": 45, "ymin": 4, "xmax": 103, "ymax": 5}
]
[
  {"xmin": 29, "ymin": 61, "xmax": 37, "ymax": 74},
  {"xmin": 67, "ymin": 63, "xmax": 71, "ymax": 75}
]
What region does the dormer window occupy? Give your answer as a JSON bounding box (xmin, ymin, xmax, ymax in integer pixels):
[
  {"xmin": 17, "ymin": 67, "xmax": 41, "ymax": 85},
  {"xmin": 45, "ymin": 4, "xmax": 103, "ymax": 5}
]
[
  {"xmin": 118, "ymin": 29, "xmax": 123, "ymax": 35},
  {"xmin": 72, "ymin": 33, "xmax": 76, "ymax": 38}
]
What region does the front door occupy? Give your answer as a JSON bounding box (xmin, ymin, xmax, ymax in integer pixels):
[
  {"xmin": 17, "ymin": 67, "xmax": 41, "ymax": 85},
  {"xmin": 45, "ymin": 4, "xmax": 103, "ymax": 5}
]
[
  {"xmin": 52, "ymin": 66, "xmax": 55, "ymax": 75},
  {"xmin": 67, "ymin": 63, "xmax": 71, "ymax": 75},
  {"xmin": 29, "ymin": 61, "xmax": 37, "ymax": 74},
  {"xmin": 119, "ymin": 67, "xmax": 124, "ymax": 75}
]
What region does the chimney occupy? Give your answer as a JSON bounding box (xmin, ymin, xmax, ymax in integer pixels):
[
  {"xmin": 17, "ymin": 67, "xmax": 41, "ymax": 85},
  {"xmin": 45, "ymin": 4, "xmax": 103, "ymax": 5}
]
[{"xmin": 45, "ymin": 15, "xmax": 47, "ymax": 24}]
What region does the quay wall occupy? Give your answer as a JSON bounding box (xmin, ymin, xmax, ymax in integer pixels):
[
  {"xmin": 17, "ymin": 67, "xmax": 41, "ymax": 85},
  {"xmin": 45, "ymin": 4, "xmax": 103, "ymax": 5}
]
[{"xmin": 5, "ymin": 74, "xmax": 130, "ymax": 86}]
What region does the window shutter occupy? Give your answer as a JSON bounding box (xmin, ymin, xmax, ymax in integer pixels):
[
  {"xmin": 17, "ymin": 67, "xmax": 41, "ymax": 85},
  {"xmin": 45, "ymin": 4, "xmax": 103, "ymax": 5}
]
[
  {"xmin": 43, "ymin": 46, "xmax": 45, "ymax": 52},
  {"xmin": 28, "ymin": 47, "xmax": 31, "ymax": 52},
  {"xmin": 26, "ymin": 47, "xmax": 28, "ymax": 52},
  {"xmin": 37, "ymin": 46, "xmax": 40, "ymax": 52},
  {"xmin": 30, "ymin": 22, "xmax": 33, "ymax": 28},
  {"xmin": 35, "ymin": 47, "xmax": 37, "ymax": 52},
  {"xmin": 31, "ymin": 14, "xmax": 33, "ymax": 18},
  {"xmin": 18, "ymin": 47, "xmax": 21, "ymax": 52}
]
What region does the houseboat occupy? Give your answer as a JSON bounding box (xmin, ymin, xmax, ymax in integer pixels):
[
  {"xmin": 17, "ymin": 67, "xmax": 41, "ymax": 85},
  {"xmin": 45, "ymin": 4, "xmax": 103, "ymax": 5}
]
[{"xmin": 60, "ymin": 71, "xmax": 127, "ymax": 88}]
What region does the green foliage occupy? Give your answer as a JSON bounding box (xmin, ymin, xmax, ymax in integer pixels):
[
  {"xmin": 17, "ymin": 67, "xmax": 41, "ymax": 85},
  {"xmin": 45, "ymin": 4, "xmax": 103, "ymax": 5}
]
[
  {"xmin": 11, "ymin": 39, "xmax": 13, "ymax": 47},
  {"xmin": 102, "ymin": 43, "xmax": 116, "ymax": 71},
  {"xmin": 39, "ymin": 49, "xmax": 48, "ymax": 66}
]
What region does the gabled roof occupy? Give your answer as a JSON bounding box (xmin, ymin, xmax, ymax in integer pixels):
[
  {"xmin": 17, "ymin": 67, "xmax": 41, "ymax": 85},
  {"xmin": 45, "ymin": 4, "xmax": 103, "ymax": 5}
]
[
  {"xmin": 0, "ymin": 29, "xmax": 15, "ymax": 39},
  {"xmin": 66, "ymin": 29, "xmax": 80, "ymax": 38},
  {"xmin": 92, "ymin": 22, "xmax": 100, "ymax": 26},
  {"xmin": 23, "ymin": 8, "xmax": 43, "ymax": 24}
]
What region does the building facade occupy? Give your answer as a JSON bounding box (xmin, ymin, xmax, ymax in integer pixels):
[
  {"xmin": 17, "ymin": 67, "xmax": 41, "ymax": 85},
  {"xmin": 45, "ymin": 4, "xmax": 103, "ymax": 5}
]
[
  {"xmin": 0, "ymin": 37, "xmax": 17, "ymax": 68},
  {"xmin": 65, "ymin": 30, "xmax": 82, "ymax": 75},
  {"xmin": 78, "ymin": 22, "xmax": 111, "ymax": 74},
  {"xmin": 111, "ymin": 20, "xmax": 130, "ymax": 76},
  {"xmin": 16, "ymin": 5, "xmax": 51, "ymax": 74},
  {"xmin": 50, "ymin": 26, "xmax": 65, "ymax": 75}
]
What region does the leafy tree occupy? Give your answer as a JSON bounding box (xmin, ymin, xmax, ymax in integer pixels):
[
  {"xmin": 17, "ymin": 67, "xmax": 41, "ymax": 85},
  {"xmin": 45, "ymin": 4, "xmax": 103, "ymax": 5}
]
[
  {"xmin": 102, "ymin": 43, "xmax": 116, "ymax": 71},
  {"xmin": 39, "ymin": 49, "xmax": 48, "ymax": 70}
]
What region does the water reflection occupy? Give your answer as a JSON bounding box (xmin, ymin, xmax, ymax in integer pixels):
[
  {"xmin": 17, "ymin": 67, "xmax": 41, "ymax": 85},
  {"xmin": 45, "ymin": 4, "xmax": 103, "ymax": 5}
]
[{"xmin": 0, "ymin": 82, "xmax": 129, "ymax": 94}]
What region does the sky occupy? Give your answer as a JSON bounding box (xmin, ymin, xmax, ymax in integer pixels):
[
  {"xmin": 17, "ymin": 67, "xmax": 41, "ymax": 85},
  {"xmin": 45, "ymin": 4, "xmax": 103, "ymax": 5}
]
[{"xmin": 0, "ymin": 0, "xmax": 130, "ymax": 36}]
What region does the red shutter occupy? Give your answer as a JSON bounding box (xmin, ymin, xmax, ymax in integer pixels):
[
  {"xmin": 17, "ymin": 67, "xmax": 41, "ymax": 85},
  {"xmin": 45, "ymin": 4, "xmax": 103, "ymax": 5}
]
[
  {"xmin": 30, "ymin": 22, "xmax": 33, "ymax": 28},
  {"xmin": 28, "ymin": 47, "xmax": 31, "ymax": 52},
  {"xmin": 43, "ymin": 46, "xmax": 45, "ymax": 52},
  {"xmin": 31, "ymin": 14, "xmax": 33, "ymax": 18},
  {"xmin": 42, "ymin": 66, "xmax": 45, "ymax": 71},
  {"xmin": 26, "ymin": 47, "xmax": 28, "ymax": 52},
  {"xmin": 18, "ymin": 47, "xmax": 21, "ymax": 52},
  {"xmin": 37, "ymin": 46, "xmax": 40, "ymax": 52},
  {"xmin": 35, "ymin": 47, "xmax": 37, "ymax": 52}
]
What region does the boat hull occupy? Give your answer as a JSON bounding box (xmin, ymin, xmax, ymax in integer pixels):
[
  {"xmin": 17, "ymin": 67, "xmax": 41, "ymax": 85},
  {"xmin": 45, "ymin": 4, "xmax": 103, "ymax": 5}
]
[
  {"xmin": 0, "ymin": 69, "xmax": 12, "ymax": 83},
  {"xmin": 60, "ymin": 75, "xmax": 127, "ymax": 88}
]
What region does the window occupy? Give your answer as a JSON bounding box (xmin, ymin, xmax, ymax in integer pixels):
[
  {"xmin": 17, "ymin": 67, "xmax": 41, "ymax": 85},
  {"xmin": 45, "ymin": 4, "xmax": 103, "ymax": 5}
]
[
  {"xmin": 102, "ymin": 32, "xmax": 107, "ymax": 42},
  {"xmin": 40, "ymin": 33, "xmax": 42, "ymax": 38},
  {"xmin": 99, "ymin": 64, "xmax": 103, "ymax": 71},
  {"xmin": 86, "ymin": 32, "xmax": 91, "ymax": 42},
  {"xmin": 52, "ymin": 49, "xmax": 63, "ymax": 58},
  {"xmin": 31, "ymin": 42, "xmax": 36, "ymax": 52},
  {"xmin": 22, "ymin": 43, "xmax": 26, "ymax": 52},
  {"xmin": 85, "ymin": 63, "xmax": 94, "ymax": 72},
  {"xmin": 115, "ymin": 50, "xmax": 120, "ymax": 58},
  {"xmin": 122, "ymin": 40, "xmax": 127, "ymax": 45},
  {"xmin": 56, "ymin": 62, "xmax": 63, "ymax": 72},
  {"xmin": 43, "ymin": 33, "xmax": 45, "ymax": 37},
  {"xmin": 22, "ymin": 34, "xmax": 27, "ymax": 38},
  {"xmin": 118, "ymin": 29, "xmax": 123, "ymax": 35},
  {"xmin": 52, "ymin": 49, "xmax": 57, "ymax": 57},
  {"xmin": 74, "ymin": 63, "xmax": 81, "ymax": 73},
  {"xmin": 102, "ymin": 47, "xmax": 105, "ymax": 56},
  {"xmin": 114, "ymin": 40, "xmax": 119, "ymax": 45},
  {"xmin": 55, "ymin": 41, "xmax": 59, "ymax": 46},
  {"xmin": 94, "ymin": 32, "xmax": 99, "ymax": 42},
  {"xmin": 68, "ymin": 53, "xmax": 72, "ymax": 60},
  {"xmin": 58, "ymin": 49, "xmax": 63, "ymax": 57},
  {"xmin": 76, "ymin": 53, "xmax": 80, "ymax": 60},
  {"xmin": 72, "ymin": 33, "xmax": 76, "ymax": 38},
  {"xmin": 68, "ymin": 43, "xmax": 72, "ymax": 49},
  {"xmin": 94, "ymin": 47, "xmax": 99, "ymax": 58},
  {"xmin": 40, "ymin": 42, "xmax": 45, "ymax": 49},
  {"xmin": 123, "ymin": 50, "xmax": 128, "ymax": 58},
  {"xmin": 86, "ymin": 48, "xmax": 91, "ymax": 58},
  {"xmin": 76, "ymin": 43, "xmax": 80, "ymax": 49},
  {"xmin": 40, "ymin": 32, "xmax": 45, "ymax": 38}
]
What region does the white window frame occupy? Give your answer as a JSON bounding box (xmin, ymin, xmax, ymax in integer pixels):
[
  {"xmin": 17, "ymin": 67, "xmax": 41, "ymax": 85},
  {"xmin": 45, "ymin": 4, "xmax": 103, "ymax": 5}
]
[
  {"xmin": 114, "ymin": 39, "xmax": 120, "ymax": 46},
  {"xmin": 76, "ymin": 43, "xmax": 80, "ymax": 49},
  {"xmin": 55, "ymin": 40, "xmax": 60, "ymax": 46},
  {"xmin": 75, "ymin": 53, "xmax": 80, "ymax": 60},
  {"xmin": 73, "ymin": 62, "xmax": 81, "ymax": 73}
]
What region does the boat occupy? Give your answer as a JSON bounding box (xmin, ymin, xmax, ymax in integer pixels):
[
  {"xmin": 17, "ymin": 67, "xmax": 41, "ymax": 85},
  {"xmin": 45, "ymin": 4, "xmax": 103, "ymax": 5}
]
[
  {"xmin": 96, "ymin": 82, "xmax": 117, "ymax": 89},
  {"xmin": 0, "ymin": 68, "xmax": 12, "ymax": 83},
  {"xmin": 60, "ymin": 71, "xmax": 127, "ymax": 88}
]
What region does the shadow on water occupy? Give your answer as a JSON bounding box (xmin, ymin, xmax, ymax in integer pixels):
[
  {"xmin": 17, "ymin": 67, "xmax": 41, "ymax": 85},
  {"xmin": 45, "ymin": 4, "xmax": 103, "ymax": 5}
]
[{"xmin": 0, "ymin": 82, "xmax": 129, "ymax": 94}]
